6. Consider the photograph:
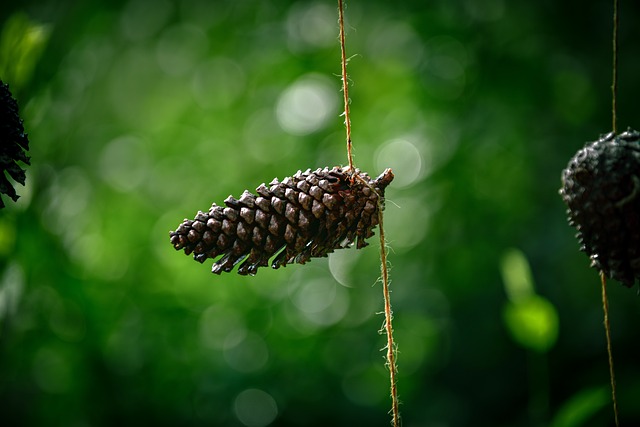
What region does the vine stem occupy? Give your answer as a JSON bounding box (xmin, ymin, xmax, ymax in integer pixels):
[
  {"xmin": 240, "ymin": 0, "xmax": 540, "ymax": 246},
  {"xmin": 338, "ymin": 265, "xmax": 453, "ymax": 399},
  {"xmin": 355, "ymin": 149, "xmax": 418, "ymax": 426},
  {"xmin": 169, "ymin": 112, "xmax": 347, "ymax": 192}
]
[
  {"xmin": 600, "ymin": 272, "xmax": 619, "ymax": 427},
  {"xmin": 378, "ymin": 208, "xmax": 400, "ymax": 427},
  {"xmin": 611, "ymin": 0, "xmax": 618, "ymax": 133},
  {"xmin": 338, "ymin": 0, "xmax": 354, "ymax": 170}
]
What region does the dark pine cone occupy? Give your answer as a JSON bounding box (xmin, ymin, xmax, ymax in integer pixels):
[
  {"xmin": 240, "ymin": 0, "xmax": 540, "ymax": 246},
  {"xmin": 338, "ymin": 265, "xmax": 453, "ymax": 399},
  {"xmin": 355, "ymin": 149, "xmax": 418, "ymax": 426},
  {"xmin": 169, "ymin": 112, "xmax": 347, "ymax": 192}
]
[
  {"xmin": 0, "ymin": 80, "xmax": 30, "ymax": 208},
  {"xmin": 170, "ymin": 166, "xmax": 394, "ymax": 275},
  {"xmin": 560, "ymin": 128, "xmax": 640, "ymax": 287}
]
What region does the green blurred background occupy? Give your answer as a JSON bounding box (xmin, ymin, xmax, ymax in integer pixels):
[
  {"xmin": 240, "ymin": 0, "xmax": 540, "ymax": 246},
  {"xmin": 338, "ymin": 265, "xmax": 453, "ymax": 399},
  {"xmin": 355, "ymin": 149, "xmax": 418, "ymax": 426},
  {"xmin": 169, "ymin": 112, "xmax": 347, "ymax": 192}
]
[{"xmin": 2, "ymin": 1, "xmax": 640, "ymax": 426}]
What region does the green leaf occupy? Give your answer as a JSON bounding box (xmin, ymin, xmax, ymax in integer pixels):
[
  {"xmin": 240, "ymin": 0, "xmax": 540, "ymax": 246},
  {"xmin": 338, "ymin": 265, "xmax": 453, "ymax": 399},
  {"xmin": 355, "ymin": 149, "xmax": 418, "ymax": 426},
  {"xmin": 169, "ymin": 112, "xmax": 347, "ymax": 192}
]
[
  {"xmin": 0, "ymin": 13, "xmax": 51, "ymax": 88},
  {"xmin": 550, "ymin": 387, "xmax": 609, "ymax": 427},
  {"xmin": 500, "ymin": 248, "xmax": 535, "ymax": 302},
  {"xmin": 503, "ymin": 295, "xmax": 559, "ymax": 353}
]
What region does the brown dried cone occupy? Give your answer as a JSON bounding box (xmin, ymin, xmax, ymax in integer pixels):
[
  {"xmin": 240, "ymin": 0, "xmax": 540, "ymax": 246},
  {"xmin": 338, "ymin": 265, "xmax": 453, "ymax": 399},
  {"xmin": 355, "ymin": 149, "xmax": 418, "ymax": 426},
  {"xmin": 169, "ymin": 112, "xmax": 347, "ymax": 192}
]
[
  {"xmin": 560, "ymin": 128, "xmax": 640, "ymax": 287},
  {"xmin": 0, "ymin": 80, "xmax": 30, "ymax": 208},
  {"xmin": 170, "ymin": 166, "xmax": 394, "ymax": 275}
]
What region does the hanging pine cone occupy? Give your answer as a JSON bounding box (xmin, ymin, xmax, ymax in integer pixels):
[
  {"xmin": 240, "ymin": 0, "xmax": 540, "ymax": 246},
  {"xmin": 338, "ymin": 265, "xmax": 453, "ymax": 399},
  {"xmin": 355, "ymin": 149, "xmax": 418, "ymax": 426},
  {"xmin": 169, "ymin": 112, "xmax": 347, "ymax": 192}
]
[
  {"xmin": 0, "ymin": 80, "xmax": 30, "ymax": 208},
  {"xmin": 560, "ymin": 128, "xmax": 640, "ymax": 287},
  {"xmin": 170, "ymin": 166, "xmax": 394, "ymax": 275}
]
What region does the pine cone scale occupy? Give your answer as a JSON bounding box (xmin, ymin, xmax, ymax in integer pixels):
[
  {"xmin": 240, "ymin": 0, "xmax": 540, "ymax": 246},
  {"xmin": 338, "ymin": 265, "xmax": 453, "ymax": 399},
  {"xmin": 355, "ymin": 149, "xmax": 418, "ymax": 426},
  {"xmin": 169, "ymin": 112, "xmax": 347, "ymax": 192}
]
[{"xmin": 271, "ymin": 197, "xmax": 284, "ymax": 214}]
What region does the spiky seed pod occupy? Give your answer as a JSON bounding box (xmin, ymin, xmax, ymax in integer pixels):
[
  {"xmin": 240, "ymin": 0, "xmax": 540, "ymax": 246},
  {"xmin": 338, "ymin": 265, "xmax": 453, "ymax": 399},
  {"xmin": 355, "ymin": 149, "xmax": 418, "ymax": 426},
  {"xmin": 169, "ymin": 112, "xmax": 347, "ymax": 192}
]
[
  {"xmin": 560, "ymin": 128, "xmax": 640, "ymax": 287},
  {"xmin": 170, "ymin": 166, "xmax": 394, "ymax": 275},
  {"xmin": 0, "ymin": 81, "xmax": 30, "ymax": 208}
]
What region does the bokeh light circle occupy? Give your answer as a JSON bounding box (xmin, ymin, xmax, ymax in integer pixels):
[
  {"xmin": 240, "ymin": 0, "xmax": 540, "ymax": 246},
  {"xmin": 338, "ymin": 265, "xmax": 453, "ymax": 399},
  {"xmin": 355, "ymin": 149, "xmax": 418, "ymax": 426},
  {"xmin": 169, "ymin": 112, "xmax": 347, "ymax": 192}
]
[
  {"xmin": 286, "ymin": 2, "xmax": 336, "ymax": 51},
  {"xmin": 276, "ymin": 74, "xmax": 338, "ymax": 135},
  {"xmin": 234, "ymin": 388, "xmax": 278, "ymax": 427},
  {"xmin": 375, "ymin": 138, "xmax": 423, "ymax": 188},
  {"xmin": 290, "ymin": 278, "xmax": 336, "ymax": 314},
  {"xmin": 223, "ymin": 330, "xmax": 269, "ymax": 373},
  {"xmin": 99, "ymin": 135, "xmax": 150, "ymax": 192}
]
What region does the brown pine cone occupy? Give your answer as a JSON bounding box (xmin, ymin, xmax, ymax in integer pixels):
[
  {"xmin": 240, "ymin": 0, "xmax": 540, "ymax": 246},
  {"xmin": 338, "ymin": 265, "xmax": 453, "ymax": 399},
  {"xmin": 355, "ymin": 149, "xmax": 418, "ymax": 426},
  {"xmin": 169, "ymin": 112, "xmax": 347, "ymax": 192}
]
[
  {"xmin": 560, "ymin": 128, "xmax": 640, "ymax": 287},
  {"xmin": 0, "ymin": 80, "xmax": 30, "ymax": 208},
  {"xmin": 170, "ymin": 166, "xmax": 394, "ymax": 275}
]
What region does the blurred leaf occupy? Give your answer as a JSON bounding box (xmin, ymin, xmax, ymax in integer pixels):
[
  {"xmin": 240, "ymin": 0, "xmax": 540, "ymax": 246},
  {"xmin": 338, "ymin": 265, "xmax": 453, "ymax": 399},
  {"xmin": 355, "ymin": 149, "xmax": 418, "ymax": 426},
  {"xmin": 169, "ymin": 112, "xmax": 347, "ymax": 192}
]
[
  {"xmin": 0, "ymin": 216, "xmax": 16, "ymax": 257},
  {"xmin": 501, "ymin": 248, "xmax": 535, "ymax": 302},
  {"xmin": 0, "ymin": 13, "xmax": 50, "ymax": 88},
  {"xmin": 503, "ymin": 295, "xmax": 559, "ymax": 353},
  {"xmin": 550, "ymin": 387, "xmax": 609, "ymax": 427},
  {"xmin": 0, "ymin": 262, "xmax": 24, "ymax": 324},
  {"xmin": 501, "ymin": 249, "xmax": 559, "ymax": 352}
]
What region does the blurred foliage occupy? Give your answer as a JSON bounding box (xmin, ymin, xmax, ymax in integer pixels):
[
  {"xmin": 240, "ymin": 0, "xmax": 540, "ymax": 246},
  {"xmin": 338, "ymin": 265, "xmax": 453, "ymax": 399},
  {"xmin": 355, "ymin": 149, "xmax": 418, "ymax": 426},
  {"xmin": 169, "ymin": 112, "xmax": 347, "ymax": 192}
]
[
  {"xmin": 0, "ymin": 13, "xmax": 50, "ymax": 91},
  {"xmin": 501, "ymin": 248, "xmax": 559, "ymax": 353},
  {"xmin": 1, "ymin": 0, "xmax": 640, "ymax": 426},
  {"xmin": 550, "ymin": 386, "xmax": 609, "ymax": 427},
  {"xmin": 503, "ymin": 295, "xmax": 558, "ymax": 353}
]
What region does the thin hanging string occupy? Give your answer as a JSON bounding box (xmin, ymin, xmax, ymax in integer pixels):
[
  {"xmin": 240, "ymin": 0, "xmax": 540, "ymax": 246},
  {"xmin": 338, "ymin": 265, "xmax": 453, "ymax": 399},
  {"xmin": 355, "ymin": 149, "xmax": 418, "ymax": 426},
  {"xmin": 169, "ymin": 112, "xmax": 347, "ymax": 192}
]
[
  {"xmin": 338, "ymin": 0, "xmax": 354, "ymax": 170},
  {"xmin": 337, "ymin": 2, "xmax": 399, "ymax": 426},
  {"xmin": 377, "ymin": 209, "xmax": 400, "ymax": 427},
  {"xmin": 602, "ymin": 1, "xmax": 620, "ymax": 426},
  {"xmin": 600, "ymin": 272, "xmax": 620, "ymax": 427},
  {"xmin": 611, "ymin": 0, "xmax": 618, "ymax": 133}
]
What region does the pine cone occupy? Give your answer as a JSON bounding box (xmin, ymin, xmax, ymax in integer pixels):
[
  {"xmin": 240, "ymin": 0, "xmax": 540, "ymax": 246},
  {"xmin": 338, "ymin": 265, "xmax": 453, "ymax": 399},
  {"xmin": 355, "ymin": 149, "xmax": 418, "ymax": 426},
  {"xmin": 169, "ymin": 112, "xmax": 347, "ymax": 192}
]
[
  {"xmin": 560, "ymin": 128, "xmax": 640, "ymax": 287},
  {"xmin": 0, "ymin": 80, "xmax": 30, "ymax": 208},
  {"xmin": 170, "ymin": 166, "xmax": 394, "ymax": 275}
]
